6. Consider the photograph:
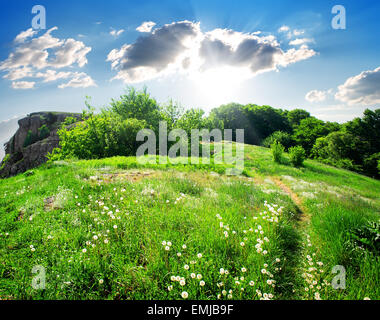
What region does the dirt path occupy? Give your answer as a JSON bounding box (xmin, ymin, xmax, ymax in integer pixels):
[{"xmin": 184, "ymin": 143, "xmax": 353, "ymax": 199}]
[{"xmin": 271, "ymin": 176, "xmax": 310, "ymax": 225}]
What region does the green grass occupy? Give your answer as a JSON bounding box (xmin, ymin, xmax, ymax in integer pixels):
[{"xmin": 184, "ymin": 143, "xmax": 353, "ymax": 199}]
[{"xmin": 0, "ymin": 144, "xmax": 379, "ymax": 300}]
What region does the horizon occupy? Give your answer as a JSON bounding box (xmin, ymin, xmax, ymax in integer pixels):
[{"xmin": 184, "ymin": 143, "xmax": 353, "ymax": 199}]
[{"xmin": 0, "ymin": 0, "xmax": 379, "ymax": 125}]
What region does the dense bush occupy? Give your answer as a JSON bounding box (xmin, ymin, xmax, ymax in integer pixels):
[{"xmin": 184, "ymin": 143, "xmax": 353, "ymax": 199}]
[
  {"xmin": 48, "ymin": 110, "xmax": 146, "ymax": 161},
  {"xmin": 289, "ymin": 146, "xmax": 306, "ymax": 167},
  {"xmin": 263, "ymin": 131, "xmax": 295, "ymax": 150},
  {"xmin": 271, "ymin": 141, "xmax": 285, "ymax": 164}
]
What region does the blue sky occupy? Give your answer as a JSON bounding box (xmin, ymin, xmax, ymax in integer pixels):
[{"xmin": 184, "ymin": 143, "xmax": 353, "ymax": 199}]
[{"xmin": 0, "ymin": 0, "xmax": 379, "ymax": 123}]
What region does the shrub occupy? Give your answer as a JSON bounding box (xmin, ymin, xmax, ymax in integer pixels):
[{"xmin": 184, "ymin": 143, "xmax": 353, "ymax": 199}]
[
  {"xmin": 23, "ymin": 130, "xmax": 38, "ymax": 148},
  {"xmin": 289, "ymin": 146, "xmax": 306, "ymax": 167},
  {"xmin": 38, "ymin": 124, "xmax": 50, "ymax": 140},
  {"xmin": 271, "ymin": 141, "xmax": 285, "ymax": 164},
  {"xmin": 48, "ymin": 111, "xmax": 147, "ymax": 161},
  {"xmin": 263, "ymin": 131, "xmax": 294, "ymax": 150}
]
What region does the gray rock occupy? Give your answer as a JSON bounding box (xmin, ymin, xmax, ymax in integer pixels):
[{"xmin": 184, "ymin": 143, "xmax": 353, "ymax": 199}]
[{"xmin": 0, "ymin": 111, "xmax": 81, "ymax": 178}]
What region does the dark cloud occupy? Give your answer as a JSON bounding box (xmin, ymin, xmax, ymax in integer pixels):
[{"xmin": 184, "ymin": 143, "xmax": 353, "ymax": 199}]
[{"xmin": 108, "ymin": 21, "xmax": 316, "ymax": 83}]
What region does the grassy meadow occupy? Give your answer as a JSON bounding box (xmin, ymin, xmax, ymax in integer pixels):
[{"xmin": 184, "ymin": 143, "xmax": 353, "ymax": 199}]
[{"xmin": 0, "ymin": 144, "xmax": 379, "ymax": 300}]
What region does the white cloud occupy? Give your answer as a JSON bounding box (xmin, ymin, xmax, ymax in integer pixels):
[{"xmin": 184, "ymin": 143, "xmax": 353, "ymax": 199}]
[
  {"xmin": 289, "ymin": 38, "xmax": 314, "ymax": 46},
  {"xmin": 110, "ymin": 29, "xmax": 125, "ymax": 37},
  {"xmin": 35, "ymin": 70, "xmax": 72, "ymax": 82},
  {"xmin": 108, "ymin": 21, "xmax": 317, "ymax": 83},
  {"xmin": 58, "ymin": 72, "xmax": 96, "ymax": 89},
  {"xmin": 136, "ymin": 21, "xmax": 156, "ymax": 33},
  {"xmin": 14, "ymin": 28, "xmax": 37, "ymax": 43},
  {"xmin": 0, "ymin": 27, "xmax": 93, "ymax": 89},
  {"xmin": 3, "ymin": 67, "xmax": 33, "ymax": 80},
  {"xmin": 278, "ymin": 25, "xmax": 290, "ymax": 33},
  {"xmin": 305, "ymin": 89, "xmax": 328, "ymax": 102},
  {"xmin": 11, "ymin": 81, "xmax": 35, "ymax": 89},
  {"xmin": 293, "ymin": 29, "xmax": 305, "ymax": 36},
  {"xmin": 335, "ymin": 66, "xmax": 380, "ymax": 105}
]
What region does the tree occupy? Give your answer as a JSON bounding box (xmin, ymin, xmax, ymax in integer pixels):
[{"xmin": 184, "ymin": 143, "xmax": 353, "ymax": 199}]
[
  {"xmin": 244, "ymin": 104, "xmax": 292, "ymax": 145},
  {"xmin": 262, "ymin": 131, "xmax": 295, "ymax": 150},
  {"xmin": 209, "ymin": 103, "xmax": 251, "ymax": 142},
  {"xmin": 293, "ymin": 117, "xmax": 340, "ymax": 155},
  {"xmin": 109, "ymin": 86, "xmax": 161, "ymax": 131},
  {"xmin": 287, "ymin": 109, "xmax": 311, "ymax": 127}
]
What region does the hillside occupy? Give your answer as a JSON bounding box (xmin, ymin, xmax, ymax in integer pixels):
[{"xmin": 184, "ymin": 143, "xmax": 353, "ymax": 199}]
[{"xmin": 0, "ymin": 144, "xmax": 379, "ymax": 300}]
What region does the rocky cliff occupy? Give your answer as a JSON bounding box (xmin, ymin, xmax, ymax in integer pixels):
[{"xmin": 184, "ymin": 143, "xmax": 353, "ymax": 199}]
[{"xmin": 0, "ymin": 112, "xmax": 81, "ymax": 178}]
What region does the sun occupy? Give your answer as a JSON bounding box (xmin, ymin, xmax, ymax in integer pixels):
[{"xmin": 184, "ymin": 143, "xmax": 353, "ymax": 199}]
[{"xmin": 191, "ymin": 66, "xmax": 250, "ymax": 107}]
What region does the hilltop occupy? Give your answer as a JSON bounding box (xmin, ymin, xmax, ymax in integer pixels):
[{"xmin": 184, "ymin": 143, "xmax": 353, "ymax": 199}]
[{"xmin": 0, "ymin": 143, "xmax": 379, "ymax": 300}]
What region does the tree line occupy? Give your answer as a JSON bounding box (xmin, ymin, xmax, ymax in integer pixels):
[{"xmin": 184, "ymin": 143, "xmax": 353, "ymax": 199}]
[{"xmin": 49, "ymin": 87, "xmax": 380, "ymax": 179}]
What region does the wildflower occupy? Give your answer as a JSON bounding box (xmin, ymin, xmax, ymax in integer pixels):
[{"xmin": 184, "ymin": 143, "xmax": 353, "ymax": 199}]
[
  {"xmin": 162, "ymin": 241, "xmax": 167, "ymax": 246},
  {"xmin": 165, "ymin": 246, "xmax": 170, "ymax": 251},
  {"xmin": 241, "ymin": 267, "xmax": 247, "ymax": 273},
  {"xmin": 197, "ymin": 274, "xmax": 202, "ymax": 280},
  {"xmin": 220, "ymin": 268, "xmax": 225, "ymax": 275},
  {"xmin": 264, "ymin": 264, "xmax": 268, "ymax": 268},
  {"xmin": 181, "ymin": 292, "xmax": 188, "ymax": 299},
  {"xmin": 104, "ymin": 239, "xmax": 109, "ymax": 244},
  {"xmin": 182, "ymin": 244, "xmax": 187, "ymax": 250},
  {"xmin": 180, "ymin": 280, "xmax": 186, "ymax": 286},
  {"xmin": 31, "ymin": 247, "xmax": 35, "ymax": 252},
  {"xmin": 82, "ymin": 248, "xmax": 87, "ymax": 253},
  {"xmin": 364, "ymin": 297, "xmax": 371, "ymax": 300},
  {"xmin": 167, "ymin": 241, "xmax": 172, "ymax": 246},
  {"xmin": 184, "ymin": 265, "xmax": 189, "ymax": 270},
  {"xmin": 222, "ymin": 290, "xmax": 227, "ymax": 296},
  {"xmin": 93, "ymin": 235, "xmax": 98, "ymax": 240},
  {"xmin": 240, "ymin": 242, "xmax": 245, "ymax": 247},
  {"xmin": 249, "ymin": 281, "xmax": 255, "ymax": 286},
  {"xmin": 168, "ymin": 285, "xmax": 173, "ymax": 291},
  {"xmin": 99, "ymin": 279, "xmax": 104, "ymax": 284},
  {"xmin": 191, "ymin": 273, "xmax": 196, "ymax": 279},
  {"xmin": 199, "ymin": 281, "xmax": 205, "ymax": 287},
  {"xmin": 171, "ymin": 276, "xmax": 176, "ymax": 281},
  {"xmin": 197, "ymin": 253, "xmax": 202, "ymax": 259},
  {"xmin": 227, "ymin": 294, "xmax": 233, "ymax": 299},
  {"xmin": 113, "ymin": 225, "xmax": 117, "ymax": 229},
  {"xmin": 177, "ymin": 252, "xmax": 182, "ymax": 257},
  {"xmin": 275, "ymin": 258, "xmax": 280, "ymax": 263}
]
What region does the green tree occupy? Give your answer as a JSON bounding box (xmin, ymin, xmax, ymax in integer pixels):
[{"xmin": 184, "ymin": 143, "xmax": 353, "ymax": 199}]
[
  {"xmin": 110, "ymin": 87, "xmax": 161, "ymax": 131},
  {"xmin": 262, "ymin": 131, "xmax": 295, "ymax": 150},
  {"xmin": 287, "ymin": 109, "xmax": 311, "ymax": 127},
  {"xmin": 293, "ymin": 117, "xmax": 340, "ymax": 155}
]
